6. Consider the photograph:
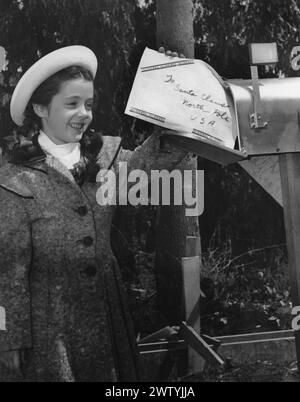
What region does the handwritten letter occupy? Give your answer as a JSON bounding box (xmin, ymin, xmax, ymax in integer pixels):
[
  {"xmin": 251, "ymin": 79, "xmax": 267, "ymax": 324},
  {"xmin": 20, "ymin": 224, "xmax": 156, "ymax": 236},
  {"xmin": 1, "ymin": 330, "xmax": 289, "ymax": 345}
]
[{"xmin": 125, "ymin": 48, "xmax": 236, "ymax": 149}]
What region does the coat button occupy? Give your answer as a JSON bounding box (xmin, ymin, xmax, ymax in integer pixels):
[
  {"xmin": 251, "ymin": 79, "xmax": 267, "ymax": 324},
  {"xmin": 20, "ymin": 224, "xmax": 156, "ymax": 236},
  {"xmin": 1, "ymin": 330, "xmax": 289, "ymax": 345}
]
[
  {"xmin": 81, "ymin": 265, "xmax": 97, "ymax": 278},
  {"xmin": 82, "ymin": 236, "xmax": 93, "ymax": 247},
  {"xmin": 76, "ymin": 206, "xmax": 88, "ymax": 216}
]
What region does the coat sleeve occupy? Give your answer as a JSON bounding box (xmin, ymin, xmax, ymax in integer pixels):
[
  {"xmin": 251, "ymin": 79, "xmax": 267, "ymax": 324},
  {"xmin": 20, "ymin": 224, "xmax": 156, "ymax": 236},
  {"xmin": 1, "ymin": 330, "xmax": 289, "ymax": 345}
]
[
  {"xmin": 96, "ymin": 133, "xmax": 191, "ymax": 205},
  {"xmin": 117, "ymin": 133, "xmax": 189, "ymax": 173},
  {"xmin": 0, "ymin": 187, "xmax": 32, "ymax": 353}
]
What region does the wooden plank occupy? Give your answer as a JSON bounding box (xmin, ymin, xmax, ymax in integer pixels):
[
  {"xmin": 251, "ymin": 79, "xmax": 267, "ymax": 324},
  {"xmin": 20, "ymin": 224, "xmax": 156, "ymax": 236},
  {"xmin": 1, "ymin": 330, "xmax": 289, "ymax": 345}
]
[
  {"xmin": 182, "ymin": 235, "xmax": 203, "ymax": 373},
  {"xmin": 186, "ymin": 296, "xmax": 201, "ymax": 327},
  {"xmin": 180, "ymin": 322, "xmax": 224, "ymax": 367},
  {"xmin": 239, "ymin": 155, "xmax": 282, "ymax": 205},
  {"xmin": 138, "ymin": 330, "xmax": 295, "ymax": 354},
  {"xmin": 201, "ymin": 334, "xmax": 222, "ymax": 350},
  {"xmin": 139, "ymin": 326, "xmax": 179, "ymax": 344},
  {"xmin": 217, "ymin": 329, "xmax": 294, "ymax": 344},
  {"xmin": 138, "ymin": 331, "xmax": 296, "ymax": 379},
  {"xmin": 185, "ymin": 236, "xmax": 201, "ymax": 257},
  {"xmin": 139, "ymin": 340, "xmax": 186, "ymax": 354},
  {"xmin": 279, "ymin": 153, "xmax": 300, "ymax": 373},
  {"xmin": 182, "ymin": 256, "xmax": 201, "ymax": 324},
  {"xmin": 182, "ymin": 256, "xmax": 204, "ymax": 373}
]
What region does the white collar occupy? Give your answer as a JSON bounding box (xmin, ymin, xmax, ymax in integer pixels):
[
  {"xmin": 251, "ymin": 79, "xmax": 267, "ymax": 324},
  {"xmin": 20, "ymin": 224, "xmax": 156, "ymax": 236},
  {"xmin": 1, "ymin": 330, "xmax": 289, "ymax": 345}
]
[{"xmin": 38, "ymin": 130, "xmax": 81, "ymax": 169}]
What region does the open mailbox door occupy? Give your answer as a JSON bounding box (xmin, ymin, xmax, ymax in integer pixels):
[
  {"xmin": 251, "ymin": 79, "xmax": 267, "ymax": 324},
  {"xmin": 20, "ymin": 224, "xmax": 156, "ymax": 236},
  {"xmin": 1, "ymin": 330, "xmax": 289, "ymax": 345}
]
[{"xmin": 163, "ymin": 128, "xmax": 246, "ymax": 166}]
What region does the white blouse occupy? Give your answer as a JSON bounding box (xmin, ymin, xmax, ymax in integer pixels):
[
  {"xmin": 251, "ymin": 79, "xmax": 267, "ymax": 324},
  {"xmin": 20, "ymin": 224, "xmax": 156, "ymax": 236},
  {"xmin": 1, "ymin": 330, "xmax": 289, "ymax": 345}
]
[{"xmin": 38, "ymin": 130, "xmax": 81, "ymax": 169}]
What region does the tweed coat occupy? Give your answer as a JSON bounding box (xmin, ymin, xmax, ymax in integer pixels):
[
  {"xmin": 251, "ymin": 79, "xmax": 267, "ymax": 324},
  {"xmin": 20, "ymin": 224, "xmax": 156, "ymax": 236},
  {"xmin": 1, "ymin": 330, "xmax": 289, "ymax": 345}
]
[{"xmin": 0, "ymin": 132, "xmax": 187, "ymax": 381}]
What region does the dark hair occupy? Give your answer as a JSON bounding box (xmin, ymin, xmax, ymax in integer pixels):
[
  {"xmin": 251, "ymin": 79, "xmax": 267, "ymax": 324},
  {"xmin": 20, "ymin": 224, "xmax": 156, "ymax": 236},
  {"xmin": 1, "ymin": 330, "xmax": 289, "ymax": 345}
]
[{"xmin": 21, "ymin": 65, "xmax": 94, "ymax": 137}]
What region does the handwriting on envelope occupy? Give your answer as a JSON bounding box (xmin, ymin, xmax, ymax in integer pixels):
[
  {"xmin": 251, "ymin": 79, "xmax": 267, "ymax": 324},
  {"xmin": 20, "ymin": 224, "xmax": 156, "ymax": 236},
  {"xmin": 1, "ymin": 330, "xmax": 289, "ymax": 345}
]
[{"xmin": 125, "ymin": 48, "xmax": 237, "ymax": 149}]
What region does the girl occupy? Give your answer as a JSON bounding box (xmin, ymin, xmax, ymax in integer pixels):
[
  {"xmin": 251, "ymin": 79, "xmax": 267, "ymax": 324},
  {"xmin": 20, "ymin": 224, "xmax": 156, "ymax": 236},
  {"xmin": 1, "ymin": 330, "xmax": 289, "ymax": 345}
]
[{"xmin": 0, "ymin": 46, "xmax": 187, "ymax": 381}]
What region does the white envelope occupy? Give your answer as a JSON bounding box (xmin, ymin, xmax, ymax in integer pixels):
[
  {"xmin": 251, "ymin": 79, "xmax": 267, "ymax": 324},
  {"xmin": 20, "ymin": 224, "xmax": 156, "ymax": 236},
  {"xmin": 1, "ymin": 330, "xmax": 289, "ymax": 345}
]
[{"xmin": 125, "ymin": 47, "xmax": 237, "ymax": 150}]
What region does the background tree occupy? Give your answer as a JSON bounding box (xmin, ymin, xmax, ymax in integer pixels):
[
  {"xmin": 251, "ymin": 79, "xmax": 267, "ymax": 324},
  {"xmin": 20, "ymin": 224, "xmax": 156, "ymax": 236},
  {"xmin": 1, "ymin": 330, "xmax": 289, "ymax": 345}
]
[{"xmin": 154, "ymin": 0, "xmax": 200, "ymax": 327}]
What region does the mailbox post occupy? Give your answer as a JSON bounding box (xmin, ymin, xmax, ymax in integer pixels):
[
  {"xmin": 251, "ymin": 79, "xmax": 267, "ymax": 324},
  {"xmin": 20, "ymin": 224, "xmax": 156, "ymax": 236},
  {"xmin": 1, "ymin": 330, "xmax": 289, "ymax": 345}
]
[
  {"xmin": 279, "ymin": 153, "xmax": 300, "ymax": 373},
  {"xmin": 228, "ymin": 43, "xmax": 300, "ymax": 373}
]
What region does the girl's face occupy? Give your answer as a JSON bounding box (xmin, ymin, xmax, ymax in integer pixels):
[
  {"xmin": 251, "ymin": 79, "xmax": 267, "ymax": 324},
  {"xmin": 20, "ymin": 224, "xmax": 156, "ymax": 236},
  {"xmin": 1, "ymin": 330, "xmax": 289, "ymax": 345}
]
[{"xmin": 35, "ymin": 78, "xmax": 94, "ymax": 145}]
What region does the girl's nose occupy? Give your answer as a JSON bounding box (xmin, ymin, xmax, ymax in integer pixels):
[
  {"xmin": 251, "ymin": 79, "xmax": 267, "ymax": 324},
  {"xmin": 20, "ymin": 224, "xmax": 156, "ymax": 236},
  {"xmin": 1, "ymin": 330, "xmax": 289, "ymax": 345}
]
[{"xmin": 78, "ymin": 105, "xmax": 91, "ymax": 117}]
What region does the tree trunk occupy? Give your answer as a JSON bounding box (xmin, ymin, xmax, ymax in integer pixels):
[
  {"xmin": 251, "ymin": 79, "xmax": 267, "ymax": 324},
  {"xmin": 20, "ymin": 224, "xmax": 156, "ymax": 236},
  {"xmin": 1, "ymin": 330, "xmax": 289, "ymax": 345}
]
[
  {"xmin": 156, "ymin": 0, "xmax": 195, "ymax": 58},
  {"xmin": 155, "ymin": 0, "xmax": 201, "ymax": 326}
]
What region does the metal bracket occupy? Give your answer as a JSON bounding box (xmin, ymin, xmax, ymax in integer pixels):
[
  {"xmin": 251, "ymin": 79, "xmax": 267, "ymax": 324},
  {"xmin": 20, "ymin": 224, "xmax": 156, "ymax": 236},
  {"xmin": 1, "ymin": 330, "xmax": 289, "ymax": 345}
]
[
  {"xmin": 249, "ymin": 113, "xmax": 268, "ymax": 129},
  {"xmin": 249, "ymin": 65, "xmax": 268, "ymax": 130}
]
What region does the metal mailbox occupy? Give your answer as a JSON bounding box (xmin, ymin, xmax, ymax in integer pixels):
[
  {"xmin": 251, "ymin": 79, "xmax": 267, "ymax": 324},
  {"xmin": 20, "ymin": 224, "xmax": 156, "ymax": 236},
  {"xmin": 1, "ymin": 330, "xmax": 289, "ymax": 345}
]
[
  {"xmin": 167, "ymin": 77, "xmax": 300, "ymax": 164},
  {"xmin": 227, "ymin": 77, "xmax": 300, "ymax": 156}
]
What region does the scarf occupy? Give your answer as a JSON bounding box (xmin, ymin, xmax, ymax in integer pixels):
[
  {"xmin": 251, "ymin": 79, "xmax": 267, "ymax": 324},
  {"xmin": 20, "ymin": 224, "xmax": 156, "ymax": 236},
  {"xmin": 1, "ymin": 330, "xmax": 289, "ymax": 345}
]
[{"xmin": 38, "ymin": 130, "xmax": 81, "ymax": 170}]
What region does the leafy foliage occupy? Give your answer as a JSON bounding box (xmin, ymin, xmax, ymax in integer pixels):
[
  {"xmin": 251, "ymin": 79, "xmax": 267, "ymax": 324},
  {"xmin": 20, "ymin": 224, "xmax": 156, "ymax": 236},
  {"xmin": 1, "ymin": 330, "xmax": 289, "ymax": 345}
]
[
  {"xmin": 194, "ymin": 0, "xmax": 300, "ymax": 78},
  {"xmin": 200, "ymin": 238, "xmax": 291, "ymax": 335}
]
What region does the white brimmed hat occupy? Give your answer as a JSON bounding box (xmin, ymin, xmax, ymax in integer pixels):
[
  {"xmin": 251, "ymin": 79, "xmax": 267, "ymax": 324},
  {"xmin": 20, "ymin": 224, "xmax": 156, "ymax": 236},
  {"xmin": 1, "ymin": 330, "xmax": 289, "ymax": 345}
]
[{"xmin": 10, "ymin": 45, "xmax": 98, "ymax": 127}]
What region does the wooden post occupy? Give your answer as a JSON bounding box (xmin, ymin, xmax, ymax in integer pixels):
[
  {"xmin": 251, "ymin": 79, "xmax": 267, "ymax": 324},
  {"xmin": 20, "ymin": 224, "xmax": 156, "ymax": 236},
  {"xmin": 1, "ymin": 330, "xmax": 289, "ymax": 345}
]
[
  {"xmin": 155, "ymin": 0, "xmax": 202, "ymax": 377},
  {"xmin": 156, "ymin": 0, "xmax": 195, "ymax": 58},
  {"xmin": 279, "ymin": 154, "xmax": 300, "ymax": 373},
  {"xmin": 182, "ymin": 236, "xmax": 204, "ymax": 373},
  {"xmin": 155, "ymin": 0, "xmax": 200, "ymax": 325}
]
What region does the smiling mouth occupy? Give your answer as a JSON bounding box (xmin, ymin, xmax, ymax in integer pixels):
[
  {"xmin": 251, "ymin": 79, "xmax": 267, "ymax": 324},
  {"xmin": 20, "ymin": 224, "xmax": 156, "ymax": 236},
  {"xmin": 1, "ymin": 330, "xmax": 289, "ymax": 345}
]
[{"xmin": 69, "ymin": 122, "xmax": 85, "ymax": 130}]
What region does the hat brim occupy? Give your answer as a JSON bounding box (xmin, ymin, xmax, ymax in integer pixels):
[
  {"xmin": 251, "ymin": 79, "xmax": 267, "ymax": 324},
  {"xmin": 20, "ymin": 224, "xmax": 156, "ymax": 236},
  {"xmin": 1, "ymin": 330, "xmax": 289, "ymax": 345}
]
[{"xmin": 10, "ymin": 45, "xmax": 98, "ymax": 127}]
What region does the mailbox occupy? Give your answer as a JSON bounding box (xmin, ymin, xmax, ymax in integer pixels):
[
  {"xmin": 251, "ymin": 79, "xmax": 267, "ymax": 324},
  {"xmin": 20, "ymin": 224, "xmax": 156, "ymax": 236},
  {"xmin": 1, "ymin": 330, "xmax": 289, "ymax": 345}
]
[
  {"xmin": 168, "ymin": 43, "xmax": 300, "ymax": 164},
  {"xmin": 227, "ymin": 77, "xmax": 300, "ymax": 156},
  {"xmin": 166, "ymin": 73, "xmax": 300, "ymax": 165}
]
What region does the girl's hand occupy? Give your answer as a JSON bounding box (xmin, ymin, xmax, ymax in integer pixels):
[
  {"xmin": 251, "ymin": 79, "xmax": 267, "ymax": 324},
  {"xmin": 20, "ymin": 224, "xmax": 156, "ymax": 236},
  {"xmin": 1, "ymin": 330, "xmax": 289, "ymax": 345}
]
[{"xmin": 158, "ymin": 47, "xmax": 185, "ymax": 59}]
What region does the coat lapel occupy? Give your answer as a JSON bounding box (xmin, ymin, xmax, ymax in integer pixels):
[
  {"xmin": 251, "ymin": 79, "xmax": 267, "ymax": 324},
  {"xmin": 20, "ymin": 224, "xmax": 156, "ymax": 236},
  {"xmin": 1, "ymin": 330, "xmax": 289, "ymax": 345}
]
[
  {"xmin": 44, "ymin": 155, "xmax": 77, "ymax": 184},
  {"xmin": 97, "ymin": 136, "xmax": 122, "ymax": 171},
  {"xmin": 8, "ymin": 131, "xmax": 122, "ymax": 189}
]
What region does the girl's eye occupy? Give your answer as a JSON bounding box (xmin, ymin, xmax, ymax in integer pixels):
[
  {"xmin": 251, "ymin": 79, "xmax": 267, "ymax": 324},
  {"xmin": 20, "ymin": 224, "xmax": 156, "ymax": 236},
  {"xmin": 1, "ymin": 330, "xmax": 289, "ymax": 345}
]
[
  {"xmin": 86, "ymin": 103, "xmax": 93, "ymax": 110},
  {"xmin": 66, "ymin": 102, "xmax": 77, "ymax": 107}
]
